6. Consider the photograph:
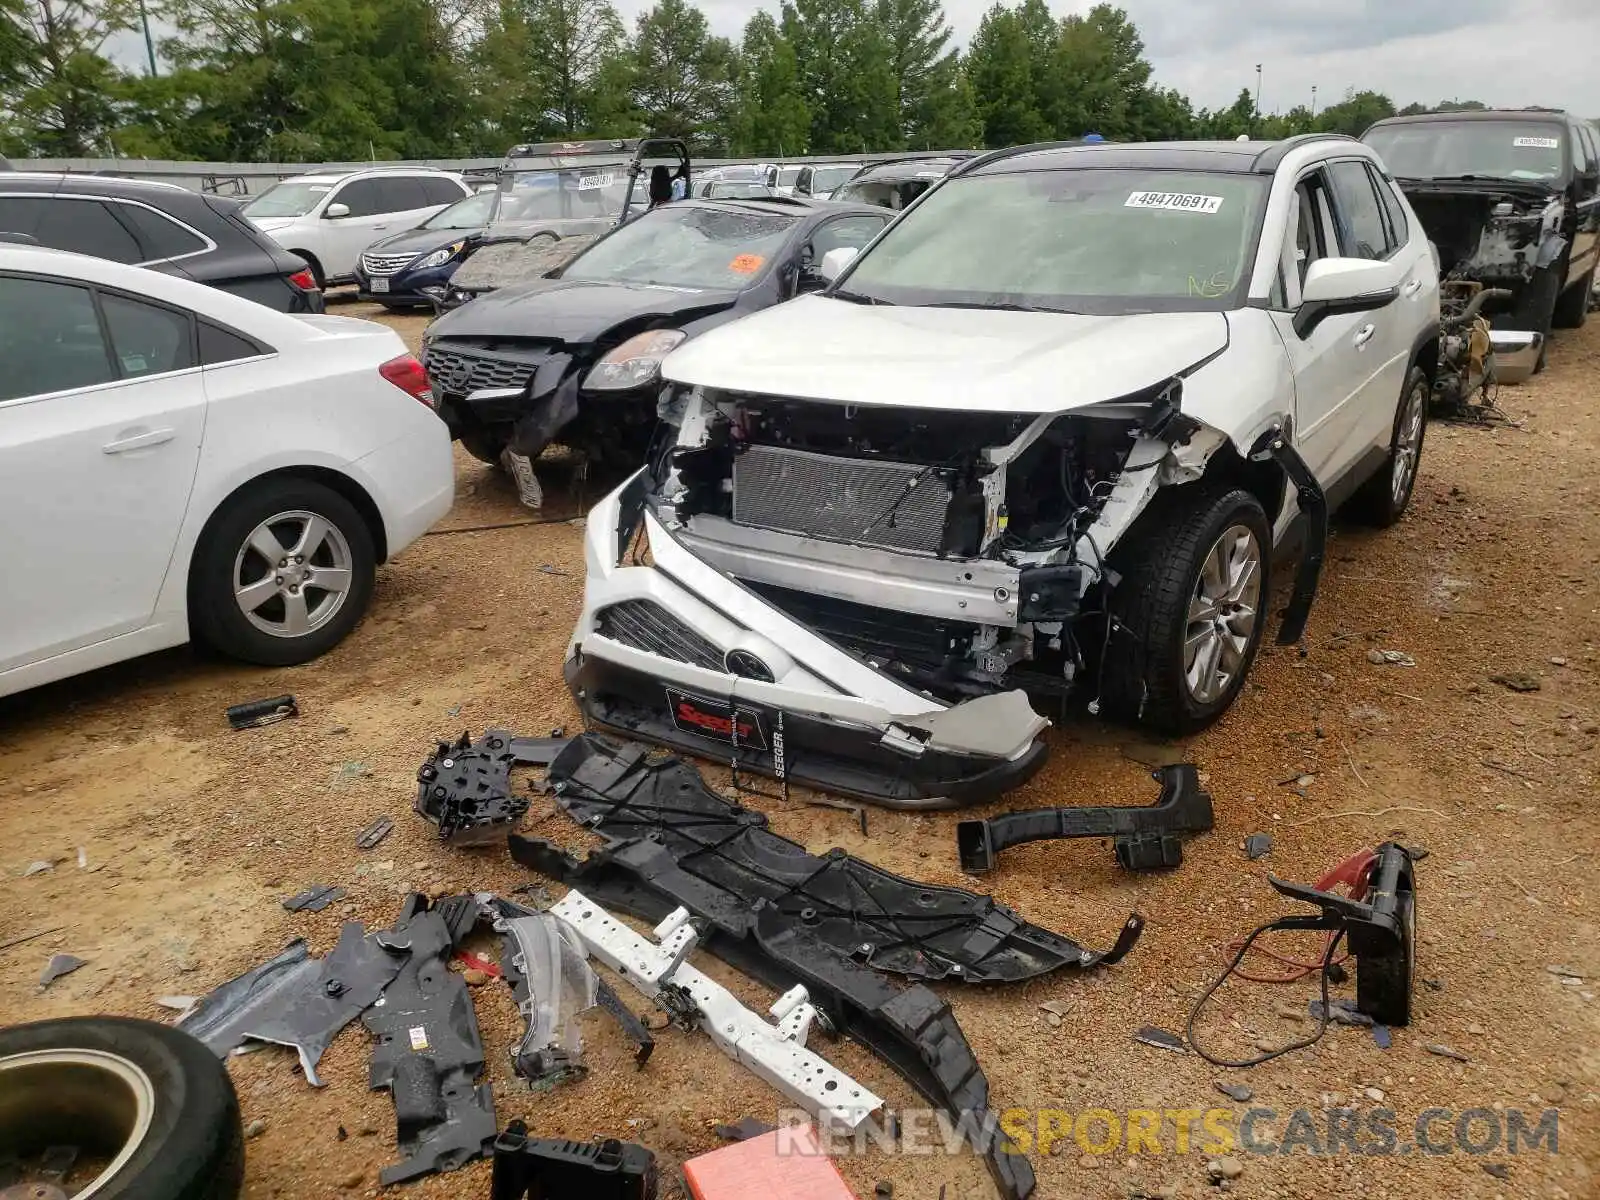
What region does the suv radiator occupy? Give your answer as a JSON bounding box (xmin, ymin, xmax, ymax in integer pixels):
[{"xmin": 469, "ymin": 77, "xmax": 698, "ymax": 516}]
[{"xmin": 731, "ymin": 444, "xmax": 950, "ymax": 554}]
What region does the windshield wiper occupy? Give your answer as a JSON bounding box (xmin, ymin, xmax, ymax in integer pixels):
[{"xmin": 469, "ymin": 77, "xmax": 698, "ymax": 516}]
[
  {"xmin": 830, "ymin": 288, "xmax": 887, "ymax": 305},
  {"xmin": 921, "ymin": 300, "xmax": 1071, "ymax": 314}
]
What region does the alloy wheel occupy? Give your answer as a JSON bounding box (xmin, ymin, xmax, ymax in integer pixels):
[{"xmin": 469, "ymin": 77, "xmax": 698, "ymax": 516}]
[
  {"xmin": 1391, "ymin": 380, "xmax": 1426, "ymax": 507},
  {"xmin": 233, "ymin": 510, "xmax": 354, "ymax": 639},
  {"xmin": 1183, "ymin": 523, "xmax": 1263, "ymax": 705}
]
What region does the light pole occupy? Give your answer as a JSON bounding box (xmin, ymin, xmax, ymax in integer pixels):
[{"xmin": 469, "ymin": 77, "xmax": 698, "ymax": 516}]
[
  {"xmin": 1254, "ymin": 64, "xmax": 1263, "ymax": 135},
  {"xmin": 138, "ymin": 0, "xmax": 158, "ymax": 77}
]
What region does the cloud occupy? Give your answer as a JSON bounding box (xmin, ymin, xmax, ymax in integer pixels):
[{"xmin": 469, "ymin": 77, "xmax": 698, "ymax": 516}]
[{"xmin": 658, "ymin": 0, "xmax": 1600, "ymax": 116}]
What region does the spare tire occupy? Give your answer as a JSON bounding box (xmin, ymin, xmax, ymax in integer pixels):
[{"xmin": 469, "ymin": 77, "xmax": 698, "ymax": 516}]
[{"xmin": 0, "ymin": 1017, "xmax": 243, "ymax": 1199}]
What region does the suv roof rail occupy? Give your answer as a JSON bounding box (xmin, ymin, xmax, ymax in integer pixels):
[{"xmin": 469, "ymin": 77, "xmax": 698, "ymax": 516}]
[{"xmin": 1250, "ymin": 133, "xmax": 1361, "ymax": 172}]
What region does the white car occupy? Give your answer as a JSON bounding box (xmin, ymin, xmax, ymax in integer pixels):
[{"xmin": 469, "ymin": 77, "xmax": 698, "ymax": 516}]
[
  {"xmin": 566, "ymin": 135, "xmax": 1441, "ymax": 808},
  {"xmin": 792, "ymin": 162, "xmax": 864, "ymax": 200},
  {"xmin": 0, "ymin": 246, "xmax": 455, "ymax": 699},
  {"xmin": 243, "ymin": 167, "xmax": 472, "ymax": 287}
]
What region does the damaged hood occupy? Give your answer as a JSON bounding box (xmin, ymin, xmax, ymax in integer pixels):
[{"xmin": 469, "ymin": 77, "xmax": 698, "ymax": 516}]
[
  {"xmin": 662, "ymin": 294, "xmax": 1229, "ymax": 412},
  {"xmin": 427, "ymin": 276, "xmax": 742, "ymax": 345}
]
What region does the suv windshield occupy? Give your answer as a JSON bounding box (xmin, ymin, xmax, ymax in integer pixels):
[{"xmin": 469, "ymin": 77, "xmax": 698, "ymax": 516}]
[
  {"xmin": 496, "ymin": 166, "xmax": 632, "ymax": 222},
  {"xmin": 244, "ymin": 181, "xmax": 334, "ymax": 218},
  {"xmin": 810, "ymin": 165, "xmax": 859, "ymax": 194},
  {"xmin": 563, "ymin": 205, "xmax": 797, "ymax": 290},
  {"xmin": 1364, "ymin": 120, "xmax": 1568, "ymax": 184},
  {"xmin": 837, "ymin": 167, "xmax": 1269, "ymax": 313}
]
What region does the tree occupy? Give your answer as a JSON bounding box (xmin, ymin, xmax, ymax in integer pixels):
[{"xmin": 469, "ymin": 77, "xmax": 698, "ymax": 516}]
[
  {"xmin": 729, "ymin": 11, "xmax": 808, "ymax": 156},
  {"xmin": 4, "ymin": 0, "xmax": 133, "ymax": 156},
  {"xmin": 1049, "ymin": 5, "xmax": 1155, "ymax": 139},
  {"xmin": 523, "ymin": 0, "xmax": 626, "ymax": 136},
  {"xmin": 873, "ymin": 0, "xmax": 952, "ymax": 145},
  {"xmin": 782, "ymin": 0, "xmax": 898, "ymax": 152},
  {"xmin": 964, "ymin": 4, "xmax": 1045, "ymax": 148},
  {"xmin": 630, "ymin": 0, "xmax": 737, "ymax": 149},
  {"xmin": 908, "ymin": 55, "xmax": 977, "ymax": 148},
  {"xmin": 1315, "ymin": 88, "xmax": 1394, "ymax": 138}
]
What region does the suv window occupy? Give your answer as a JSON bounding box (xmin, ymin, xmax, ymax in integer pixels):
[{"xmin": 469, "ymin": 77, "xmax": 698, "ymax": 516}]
[
  {"xmin": 1326, "ymin": 160, "xmax": 1393, "ymax": 260},
  {"xmin": 331, "ymin": 178, "xmax": 392, "ymax": 218},
  {"xmin": 101, "ymin": 294, "xmax": 195, "ymax": 378},
  {"xmin": 1575, "ymin": 123, "xmax": 1599, "ymax": 182},
  {"xmin": 0, "ymin": 196, "xmax": 144, "ymax": 263},
  {"xmin": 117, "ymin": 203, "xmax": 208, "ymax": 261},
  {"xmin": 1373, "ymin": 170, "xmax": 1409, "ymax": 248},
  {"xmin": 418, "ymin": 176, "xmax": 466, "ymax": 206},
  {"xmin": 0, "ymin": 277, "xmax": 116, "ymax": 401},
  {"xmin": 810, "ymin": 214, "xmax": 887, "ymax": 262}
]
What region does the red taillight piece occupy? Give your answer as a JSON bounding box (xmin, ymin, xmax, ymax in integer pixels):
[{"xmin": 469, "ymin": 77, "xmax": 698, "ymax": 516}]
[
  {"xmin": 288, "ymin": 268, "xmax": 318, "ymax": 292},
  {"xmin": 379, "ymin": 354, "xmax": 435, "ymax": 408}
]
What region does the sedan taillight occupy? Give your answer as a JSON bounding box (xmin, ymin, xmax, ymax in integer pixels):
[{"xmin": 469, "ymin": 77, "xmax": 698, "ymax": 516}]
[
  {"xmin": 289, "ymin": 268, "xmax": 318, "ymax": 292},
  {"xmin": 379, "ymin": 355, "xmax": 436, "ymax": 408}
]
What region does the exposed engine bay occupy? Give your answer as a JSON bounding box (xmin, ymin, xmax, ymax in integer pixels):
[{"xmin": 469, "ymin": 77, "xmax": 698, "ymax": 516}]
[
  {"xmin": 1434, "ymin": 280, "xmax": 1509, "ymax": 416},
  {"xmin": 1408, "ymin": 186, "xmax": 1566, "ymax": 293},
  {"xmin": 648, "ymin": 386, "xmax": 1210, "ymax": 703}
]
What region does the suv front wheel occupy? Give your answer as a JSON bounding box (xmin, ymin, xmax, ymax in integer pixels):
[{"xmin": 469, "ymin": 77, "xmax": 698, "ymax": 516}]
[{"xmin": 1101, "ymin": 485, "xmax": 1272, "ymax": 735}]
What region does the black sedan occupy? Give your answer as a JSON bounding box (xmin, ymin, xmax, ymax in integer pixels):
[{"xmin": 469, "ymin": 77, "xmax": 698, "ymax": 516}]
[
  {"xmin": 0, "ymin": 172, "xmax": 323, "ymax": 312},
  {"xmin": 421, "ymin": 197, "xmax": 888, "ymax": 474}
]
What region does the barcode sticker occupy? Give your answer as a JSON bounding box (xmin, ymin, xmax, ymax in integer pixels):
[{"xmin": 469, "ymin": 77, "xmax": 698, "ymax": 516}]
[
  {"xmin": 1126, "ymin": 191, "xmax": 1224, "ymax": 214},
  {"xmin": 408, "ymin": 1025, "xmax": 429, "ymax": 1051},
  {"xmin": 1513, "ymin": 137, "xmax": 1559, "ymax": 149}
]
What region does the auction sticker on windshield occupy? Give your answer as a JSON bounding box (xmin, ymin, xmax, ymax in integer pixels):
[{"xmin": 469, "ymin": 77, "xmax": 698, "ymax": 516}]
[
  {"xmin": 1513, "ymin": 137, "xmax": 1559, "ymax": 149},
  {"xmin": 1126, "ymin": 191, "xmax": 1224, "ymax": 213},
  {"xmin": 578, "ymin": 172, "xmax": 616, "ymax": 190}
]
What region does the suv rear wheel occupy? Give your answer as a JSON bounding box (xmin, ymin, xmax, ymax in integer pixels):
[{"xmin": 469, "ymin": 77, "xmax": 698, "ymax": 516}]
[
  {"xmin": 1347, "ymin": 366, "xmax": 1428, "ymax": 527},
  {"xmin": 1101, "ymin": 485, "xmax": 1272, "ymax": 735}
]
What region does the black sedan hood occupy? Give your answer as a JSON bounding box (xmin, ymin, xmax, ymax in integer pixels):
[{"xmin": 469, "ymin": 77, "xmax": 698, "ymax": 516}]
[
  {"xmin": 428, "ymin": 276, "xmax": 743, "ymax": 344},
  {"xmin": 366, "ymin": 225, "xmax": 475, "ymax": 257}
]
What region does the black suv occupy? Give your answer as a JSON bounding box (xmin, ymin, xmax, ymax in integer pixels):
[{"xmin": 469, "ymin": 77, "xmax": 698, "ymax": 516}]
[
  {"xmin": 0, "ymin": 173, "xmax": 324, "ymax": 313},
  {"xmin": 1364, "ymin": 110, "xmax": 1600, "ymax": 375}
]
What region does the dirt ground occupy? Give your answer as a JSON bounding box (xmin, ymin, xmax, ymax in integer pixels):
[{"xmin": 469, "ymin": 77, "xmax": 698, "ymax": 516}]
[{"xmin": 3, "ymin": 291, "xmax": 1598, "ymax": 1200}]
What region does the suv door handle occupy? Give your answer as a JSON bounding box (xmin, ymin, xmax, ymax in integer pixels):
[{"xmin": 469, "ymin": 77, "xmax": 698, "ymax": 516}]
[
  {"xmin": 1353, "ymin": 324, "xmax": 1377, "ymax": 348},
  {"xmin": 1402, "ymin": 279, "xmax": 1423, "ymax": 298},
  {"xmin": 103, "ymin": 427, "xmax": 175, "ymax": 454}
]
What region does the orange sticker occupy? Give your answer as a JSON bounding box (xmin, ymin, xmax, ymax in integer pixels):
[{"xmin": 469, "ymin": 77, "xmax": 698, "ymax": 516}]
[{"xmin": 728, "ymin": 253, "xmax": 765, "ymax": 274}]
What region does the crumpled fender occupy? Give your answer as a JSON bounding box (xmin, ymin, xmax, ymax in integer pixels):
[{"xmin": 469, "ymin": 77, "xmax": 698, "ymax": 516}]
[
  {"xmin": 1535, "ymin": 233, "xmax": 1569, "ymax": 270},
  {"xmin": 506, "ymin": 354, "xmax": 580, "ymax": 459}
]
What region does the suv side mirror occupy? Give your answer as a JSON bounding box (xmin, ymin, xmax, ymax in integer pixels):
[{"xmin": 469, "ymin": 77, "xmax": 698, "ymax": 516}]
[
  {"xmin": 1294, "ymin": 257, "xmax": 1400, "ymax": 338},
  {"xmin": 324, "ymin": 202, "xmax": 351, "ymax": 219},
  {"xmin": 819, "ymin": 246, "xmax": 859, "ymax": 283}
]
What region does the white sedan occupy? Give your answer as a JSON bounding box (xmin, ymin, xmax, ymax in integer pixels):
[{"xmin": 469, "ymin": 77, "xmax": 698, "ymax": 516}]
[{"xmin": 0, "ymin": 245, "xmax": 455, "ymax": 699}]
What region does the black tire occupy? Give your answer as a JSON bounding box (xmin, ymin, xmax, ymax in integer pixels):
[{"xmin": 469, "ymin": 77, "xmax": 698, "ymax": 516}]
[
  {"xmin": 1346, "ymin": 365, "xmax": 1428, "ymax": 528},
  {"xmin": 1099, "ymin": 485, "xmax": 1272, "ymax": 735},
  {"xmin": 1356, "ymin": 890, "xmax": 1415, "ymax": 1027},
  {"xmin": 1552, "ymin": 263, "xmax": 1594, "ymax": 329},
  {"xmin": 190, "ymin": 476, "xmax": 376, "ymax": 667},
  {"xmin": 1516, "ymin": 264, "xmax": 1562, "ymax": 373},
  {"xmin": 0, "ymin": 1016, "xmax": 243, "ymax": 1200}
]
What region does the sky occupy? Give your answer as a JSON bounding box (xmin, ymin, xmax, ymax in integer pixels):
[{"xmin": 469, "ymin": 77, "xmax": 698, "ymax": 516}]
[
  {"xmin": 662, "ymin": 0, "xmax": 1600, "ymax": 117},
  {"xmin": 110, "ymin": 0, "xmax": 1600, "ymax": 118}
]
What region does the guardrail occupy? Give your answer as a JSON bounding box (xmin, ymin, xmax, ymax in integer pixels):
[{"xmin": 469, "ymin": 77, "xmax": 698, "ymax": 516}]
[{"xmin": 9, "ymin": 151, "xmax": 959, "ymax": 195}]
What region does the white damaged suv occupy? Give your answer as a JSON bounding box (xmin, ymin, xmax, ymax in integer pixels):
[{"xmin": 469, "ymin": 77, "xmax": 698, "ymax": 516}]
[{"xmin": 566, "ymin": 136, "xmax": 1440, "ymax": 808}]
